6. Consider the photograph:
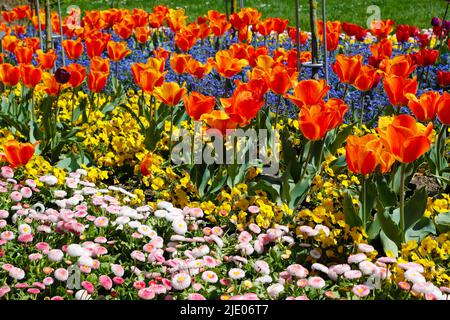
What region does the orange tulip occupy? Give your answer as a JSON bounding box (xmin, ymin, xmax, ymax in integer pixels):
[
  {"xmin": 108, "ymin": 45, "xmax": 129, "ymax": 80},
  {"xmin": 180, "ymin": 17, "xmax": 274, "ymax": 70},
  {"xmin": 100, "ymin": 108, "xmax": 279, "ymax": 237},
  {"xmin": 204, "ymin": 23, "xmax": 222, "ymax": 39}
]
[
  {"xmin": 13, "ymin": 5, "xmax": 30, "ymax": 20},
  {"xmin": 62, "ymin": 39, "xmax": 84, "ymax": 60},
  {"xmin": 20, "ymin": 64, "xmax": 42, "ymax": 88},
  {"xmin": 1, "ymin": 35, "xmax": 21, "ymax": 53},
  {"xmin": 131, "ymin": 59, "xmax": 166, "ymax": 91},
  {"xmin": 437, "ymin": 92, "xmax": 450, "ymax": 125},
  {"xmin": 85, "ymin": 33, "xmax": 111, "ymax": 59},
  {"xmin": 139, "ymin": 69, "xmax": 166, "ymax": 93},
  {"xmin": 210, "ymin": 18, "xmax": 231, "ymax": 38},
  {"xmin": 140, "ymin": 153, "xmax": 153, "ymax": 177},
  {"xmin": 325, "ymin": 31, "xmax": 340, "ymax": 52},
  {"xmin": 36, "ymin": 49, "xmax": 57, "ymax": 70},
  {"xmin": 65, "ymin": 63, "xmax": 86, "ymax": 88},
  {"xmin": 268, "ymin": 65, "xmax": 297, "ymax": 95},
  {"xmin": 153, "ymin": 82, "xmax": 186, "ymax": 107},
  {"xmin": 220, "ymin": 80, "xmax": 266, "ymax": 124},
  {"xmin": 285, "ymin": 79, "xmax": 330, "ymax": 108},
  {"xmin": 368, "ymin": 38, "xmax": 393, "ymax": 67},
  {"xmin": 39, "ymin": 72, "xmax": 60, "ymax": 96},
  {"xmin": 326, "ymin": 98, "xmax": 350, "ymax": 130},
  {"xmin": 87, "ymin": 71, "xmax": 108, "ymax": 93},
  {"xmin": 377, "ymin": 114, "xmax": 433, "ymax": 163},
  {"xmin": 183, "ymin": 91, "xmax": 216, "ymax": 121},
  {"xmin": 383, "ymin": 75, "xmax": 418, "ymax": 107},
  {"xmin": 298, "ymin": 99, "xmax": 348, "ymax": 141},
  {"xmin": 380, "ymin": 150, "xmax": 396, "ymax": 174},
  {"xmin": 135, "ymin": 27, "xmax": 150, "ymax": 44},
  {"xmin": 14, "ymin": 46, "xmax": 33, "ymax": 64},
  {"xmin": 153, "ymin": 48, "xmax": 171, "ymax": 61},
  {"xmin": 174, "ymin": 29, "xmax": 198, "ymax": 52},
  {"xmin": 1, "ymin": 140, "xmax": 38, "ymax": 168},
  {"xmin": 379, "ymin": 55, "xmax": 416, "ymax": 78},
  {"xmin": 113, "ymin": 22, "xmax": 134, "ymax": 40},
  {"xmin": 24, "ymin": 38, "xmax": 40, "ymax": 52},
  {"xmin": 90, "ymin": 56, "xmax": 111, "ymax": 73},
  {"xmin": 187, "ymin": 59, "xmax": 212, "ymax": 79},
  {"xmin": 370, "ymin": 19, "xmax": 395, "ymax": 39},
  {"xmin": 406, "ymin": 91, "xmax": 440, "ymax": 122},
  {"xmin": 200, "ymin": 110, "xmax": 239, "ymax": 135},
  {"xmin": 208, "ymin": 50, "xmax": 249, "ymax": 79},
  {"xmin": 107, "ymin": 41, "xmax": 131, "ymax": 62},
  {"xmin": 170, "ymin": 54, "xmax": 192, "ymax": 75},
  {"xmin": 354, "ymin": 65, "xmax": 380, "ymax": 92},
  {"xmin": 346, "ymin": 134, "xmax": 383, "ymax": 175},
  {"xmin": 332, "ymin": 54, "xmax": 363, "ymax": 85},
  {"xmin": 1, "ymin": 11, "xmax": 17, "ymax": 23},
  {"xmin": 0, "ymin": 63, "xmax": 20, "ymax": 87}
]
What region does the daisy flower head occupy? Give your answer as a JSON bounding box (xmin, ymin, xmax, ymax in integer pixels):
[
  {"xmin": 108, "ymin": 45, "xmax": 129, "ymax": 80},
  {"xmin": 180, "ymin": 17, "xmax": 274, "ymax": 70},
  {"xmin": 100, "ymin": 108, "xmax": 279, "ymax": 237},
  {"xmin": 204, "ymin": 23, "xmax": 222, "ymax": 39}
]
[
  {"xmin": 171, "ymin": 272, "xmax": 192, "ymax": 290},
  {"xmin": 286, "ymin": 264, "xmax": 308, "ymax": 278},
  {"xmin": 352, "ymin": 284, "xmax": 370, "ymax": 298},
  {"xmin": 54, "ymin": 268, "xmax": 69, "ymax": 281},
  {"xmin": 404, "ymin": 269, "xmax": 426, "ymax": 284},
  {"xmin": 357, "ymin": 243, "xmax": 375, "ymax": 253},
  {"xmin": 229, "ymin": 268, "xmax": 246, "ymax": 280},
  {"xmin": 308, "ymin": 276, "xmax": 326, "ymax": 289},
  {"xmin": 172, "ymin": 219, "xmax": 188, "ymax": 235},
  {"xmin": 201, "ymin": 270, "xmax": 218, "ymax": 283},
  {"xmin": 94, "ymin": 216, "xmax": 109, "ymax": 228}
]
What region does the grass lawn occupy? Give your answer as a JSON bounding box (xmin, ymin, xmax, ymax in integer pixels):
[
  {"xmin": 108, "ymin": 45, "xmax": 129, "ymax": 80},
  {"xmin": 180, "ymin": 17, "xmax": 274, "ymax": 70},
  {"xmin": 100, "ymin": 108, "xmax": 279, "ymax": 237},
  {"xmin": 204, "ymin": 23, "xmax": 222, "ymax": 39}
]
[{"xmin": 60, "ymin": 0, "xmax": 447, "ymax": 30}]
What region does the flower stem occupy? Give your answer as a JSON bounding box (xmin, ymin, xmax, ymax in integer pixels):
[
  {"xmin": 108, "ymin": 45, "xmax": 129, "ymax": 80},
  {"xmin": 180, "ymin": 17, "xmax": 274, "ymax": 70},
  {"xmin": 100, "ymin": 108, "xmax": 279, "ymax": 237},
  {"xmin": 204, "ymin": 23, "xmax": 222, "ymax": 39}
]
[
  {"xmin": 399, "ymin": 163, "xmax": 406, "ymax": 243},
  {"xmin": 169, "ymin": 106, "xmax": 174, "ymax": 157},
  {"xmin": 361, "ymin": 174, "xmax": 367, "ymax": 232},
  {"xmin": 274, "ymin": 94, "xmax": 283, "ymax": 130},
  {"xmin": 360, "ymin": 91, "xmax": 365, "ymax": 128},
  {"xmin": 436, "ymin": 124, "xmax": 446, "ymax": 175}
]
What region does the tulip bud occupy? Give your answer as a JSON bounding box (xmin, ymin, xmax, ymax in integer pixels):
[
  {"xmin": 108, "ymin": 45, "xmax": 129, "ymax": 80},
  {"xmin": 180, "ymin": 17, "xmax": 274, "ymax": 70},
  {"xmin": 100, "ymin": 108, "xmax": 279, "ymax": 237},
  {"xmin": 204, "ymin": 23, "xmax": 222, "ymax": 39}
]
[
  {"xmin": 431, "ymin": 17, "xmax": 442, "ymax": 27},
  {"xmin": 443, "ymin": 20, "xmax": 450, "ymax": 30}
]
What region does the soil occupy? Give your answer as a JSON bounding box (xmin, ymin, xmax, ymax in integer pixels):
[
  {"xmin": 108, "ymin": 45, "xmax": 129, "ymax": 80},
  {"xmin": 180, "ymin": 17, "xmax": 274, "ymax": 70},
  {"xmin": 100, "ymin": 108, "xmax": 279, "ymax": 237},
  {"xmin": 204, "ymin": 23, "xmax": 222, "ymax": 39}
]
[{"xmin": 409, "ymin": 174, "xmax": 444, "ymax": 196}]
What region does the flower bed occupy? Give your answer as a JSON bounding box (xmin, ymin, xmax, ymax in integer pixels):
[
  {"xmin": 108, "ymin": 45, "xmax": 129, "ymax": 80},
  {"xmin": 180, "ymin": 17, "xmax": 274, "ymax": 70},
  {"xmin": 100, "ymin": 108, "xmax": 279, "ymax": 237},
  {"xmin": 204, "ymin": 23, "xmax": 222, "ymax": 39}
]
[{"xmin": 0, "ymin": 3, "xmax": 449, "ymax": 300}]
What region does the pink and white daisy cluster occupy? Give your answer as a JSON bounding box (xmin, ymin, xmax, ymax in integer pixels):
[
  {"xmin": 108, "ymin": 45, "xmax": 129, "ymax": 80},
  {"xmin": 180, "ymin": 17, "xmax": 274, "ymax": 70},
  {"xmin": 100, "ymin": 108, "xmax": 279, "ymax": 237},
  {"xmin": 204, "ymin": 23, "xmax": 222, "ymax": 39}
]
[{"xmin": 0, "ymin": 166, "xmax": 448, "ymax": 300}]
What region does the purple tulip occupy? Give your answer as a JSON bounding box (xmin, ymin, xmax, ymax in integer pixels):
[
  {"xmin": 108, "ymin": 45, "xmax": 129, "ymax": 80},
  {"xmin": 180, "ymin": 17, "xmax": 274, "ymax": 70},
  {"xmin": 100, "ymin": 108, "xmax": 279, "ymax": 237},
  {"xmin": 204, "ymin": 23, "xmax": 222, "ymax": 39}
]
[
  {"xmin": 55, "ymin": 68, "xmax": 71, "ymax": 84},
  {"xmin": 443, "ymin": 20, "xmax": 450, "ymax": 30},
  {"xmin": 431, "ymin": 17, "xmax": 442, "ymax": 27}
]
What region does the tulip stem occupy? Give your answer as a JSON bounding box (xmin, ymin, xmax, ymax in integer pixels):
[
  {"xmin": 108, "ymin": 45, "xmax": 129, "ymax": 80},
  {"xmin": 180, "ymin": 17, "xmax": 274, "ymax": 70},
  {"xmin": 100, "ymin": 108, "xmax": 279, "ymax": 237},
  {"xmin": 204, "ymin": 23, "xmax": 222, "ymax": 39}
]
[
  {"xmin": 342, "ymin": 84, "xmax": 348, "ymax": 101},
  {"xmin": 361, "ymin": 175, "xmax": 367, "ymax": 232},
  {"xmin": 399, "ymin": 163, "xmax": 406, "ymax": 243},
  {"xmin": 299, "ymin": 145, "xmax": 312, "ymax": 182},
  {"xmin": 436, "ymin": 124, "xmax": 446, "ymax": 175},
  {"xmin": 360, "ymin": 91, "xmax": 365, "ymax": 128},
  {"xmin": 169, "ymin": 105, "xmax": 174, "ymax": 158},
  {"xmin": 274, "ymin": 95, "xmax": 283, "ymax": 129}
]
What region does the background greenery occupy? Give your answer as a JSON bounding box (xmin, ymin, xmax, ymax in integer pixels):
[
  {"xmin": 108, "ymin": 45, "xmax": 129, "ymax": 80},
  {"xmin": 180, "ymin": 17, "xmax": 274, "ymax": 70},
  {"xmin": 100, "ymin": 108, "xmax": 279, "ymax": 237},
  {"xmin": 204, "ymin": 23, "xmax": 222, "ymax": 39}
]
[{"xmin": 58, "ymin": 0, "xmax": 446, "ymax": 30}]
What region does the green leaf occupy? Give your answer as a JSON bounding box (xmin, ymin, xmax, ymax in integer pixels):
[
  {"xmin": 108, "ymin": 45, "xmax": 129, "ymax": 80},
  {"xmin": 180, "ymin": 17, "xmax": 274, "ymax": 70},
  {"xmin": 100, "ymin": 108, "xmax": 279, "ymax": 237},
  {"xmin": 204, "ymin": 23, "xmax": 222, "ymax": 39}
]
[
  {"xmin": 249, "ymin": 180, "xmax": 281, "ymax": 203},
  {"xmin": 329, "ymin": 123, "xmax": 355, "ymax": 155},
  {"xmin": 435, "ymin": 211, "xmax": 450, "ymax": 233},
  {"xmin": 343, "ymin": 191, "xmax": 362, "ymax": 228},
  {"xmin": 405, "ymin": 217, "xmax": 436, "ymax": 243},
  {"xmin": 376, "ymin": 201, "xmax": 402, "ymax": 246},
  {"xmin": 367, "ymin": 214, "xmax": 381, "ymax": 240},
  {"xmin": 329, "ymin": 155, "xmax": 347, "ymax": 174},
  {"xmin": 404, "ymin": 187, "xmax": 427, "ymax": 230},
  {"xmin": 380, "ymin": 230, "xmax": 399, "ymax": 257},
  {"xmin": 375, "ymin": 175, "xmax": 397, "ymax": 207},
  {"xmin": 288, "ymin": 177, "xmax": 312, "ymax": 209}
]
